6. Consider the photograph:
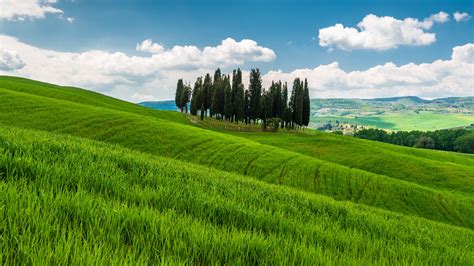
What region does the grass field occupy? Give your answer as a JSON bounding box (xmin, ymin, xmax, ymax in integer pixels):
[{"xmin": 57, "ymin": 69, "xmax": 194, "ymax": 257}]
[
  {"xmin": 311, "ymin": 111, "xmax": 474, "ymax": 131},
  {"xmin": 1, "ymin": 76, "xmax": 473, "ymax": 263},
  {"xmin": 2, "ymin": 126, "xmax": 473, "ymax": 264}
]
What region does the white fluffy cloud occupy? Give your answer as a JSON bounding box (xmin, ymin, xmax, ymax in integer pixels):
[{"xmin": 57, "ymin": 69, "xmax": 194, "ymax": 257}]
[
  {"xmin": 0, "ymin": 49, "xmax": 26, "ymax": 70},
  {"xmin": 427, "ymin": 11, "xmax": 449, "ymax": 23},
  {"xmin": 453, "ymin": 12, "xmax": 471, "ymax": 22},
  {"xmin": 318, "ymin": 12, "xmax": 449, "ymax": 51},
  {"xmin": 0, "ymin": 0, "xmax": 71, "ymax": 21},
  {"xmin": 1, "ymin": 34, "xmax": 471, "ymax": 101},
  {"xmin": 0, "ymin": 35, "xmax": 276, "ymax": 101},
  {"xmin": 262, "ymin": 43, "xmax": 474, "ymax": 99},
  {"xmin": 136, "ymin": 39, "xmax": 165, "ymax": 54}
]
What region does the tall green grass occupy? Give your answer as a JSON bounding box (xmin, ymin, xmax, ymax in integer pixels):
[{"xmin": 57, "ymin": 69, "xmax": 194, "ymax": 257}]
[
  {"xmin": 0, "ymin": 76, "xmax": 187, "ymax": 124},
  {"xmin": 1, "ymin": 125, "xmax": 473, "ymax": 264},
  {"xmin": 222, "ymin": 129, "xmax": 474, "ymax": 195},
  {"xmin": 1, "ymin": 87, "xmax": 473, "ymax": 229}
]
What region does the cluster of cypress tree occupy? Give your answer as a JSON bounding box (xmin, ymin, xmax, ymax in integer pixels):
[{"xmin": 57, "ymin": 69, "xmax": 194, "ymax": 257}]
[
  {"xmin": 175, "ymin": 68, "xmax": 311, "ymax": 129},
  {"xmin": 174, "ymin": 79, "xmax": 191, "ymax": 113}
]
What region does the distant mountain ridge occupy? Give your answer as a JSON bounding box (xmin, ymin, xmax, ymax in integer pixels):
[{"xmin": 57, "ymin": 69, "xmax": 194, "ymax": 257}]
[
  {"xmin": 366, "ymin": 96, "xmax": 428, "ymax": 104},
  {"xmin": 139, "ymin": 100, "xmax": 177, "ymax": 111}
]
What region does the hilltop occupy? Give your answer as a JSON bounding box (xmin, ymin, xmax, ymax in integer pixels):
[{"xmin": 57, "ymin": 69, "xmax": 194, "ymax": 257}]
[{"xmin": 1, "ymin": 76, "xmax": 473, "ymax": 264}]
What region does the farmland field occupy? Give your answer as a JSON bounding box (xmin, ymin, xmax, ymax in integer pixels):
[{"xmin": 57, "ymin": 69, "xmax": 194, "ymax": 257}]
[
  {"xmin": 1, "ymin": 76, "xmax": 473, "ymax": 264},
  {"xmin": 311, "ymin": 111, "xmax": 474, "ymax": 131},
  {"xmin": 308, "ymin": 97, "xmax": 474, "ymax": 131}
]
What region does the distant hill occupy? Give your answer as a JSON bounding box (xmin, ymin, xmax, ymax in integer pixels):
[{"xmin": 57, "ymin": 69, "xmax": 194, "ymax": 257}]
[
  {"xmin": 366, "ymin": 96, "xmax": 428, "ymax": 105},
  {"xmin": 311, "ymin": 96, "xmax": 473, "ymax": 107},
  {"xmin": 142, "ymin": 96, "xmax": 473, "ymax": 111},
  {"xmin": 139, "ymin": 100, "xmax": 177, "ymax": 111}
]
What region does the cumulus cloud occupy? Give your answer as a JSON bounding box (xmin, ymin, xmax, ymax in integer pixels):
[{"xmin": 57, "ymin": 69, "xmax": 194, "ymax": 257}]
[
  {"xmin": 0, "ymin": 50, "xmax": 26, "ymax": 71},
  {"xmin": 318, "ymin": 12, "xmax": 449, "ymax": 51},
  {"xmin": 201, "ymin": 38, "xmax": 276, "ymax": 65},
  {"xmin": 1, "ymin": 34, "xmax": 471, "ymax": 101},
  {"xmin": 453, "ymin": 12, "xmax": 471, "ymax": 22},
  {"xmin": 427, "ymin": 11, "xmax": 449, "ymax": 23},
  {"xmin": 136, "ymin": 39, "xmax": 165, "ymax": 54},
  {"xmin": 0, "ymin": 0, "xmax": 70, "ymax": 21},
  {"xmin": 451, "ymin": 43, "xmax": 474, "ymax": 63},
  {"xmin": 261, "ymin": 43, "xmax": 474, "ymax": 99},
  {"xmin": 0, "ymin": 35, "xmax": 276, "ymax": 102}
]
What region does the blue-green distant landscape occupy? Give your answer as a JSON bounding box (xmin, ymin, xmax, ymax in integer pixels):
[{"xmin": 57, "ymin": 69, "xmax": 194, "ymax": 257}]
[{"xmin": 139, "ymin": 100, "xmax": 177, "ymax": 111}]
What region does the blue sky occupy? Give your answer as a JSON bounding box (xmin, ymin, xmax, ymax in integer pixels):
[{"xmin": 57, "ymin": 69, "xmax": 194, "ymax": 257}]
[{"xmin": 0, "ymin": 0, "xmax": 473, "ymax": 101}]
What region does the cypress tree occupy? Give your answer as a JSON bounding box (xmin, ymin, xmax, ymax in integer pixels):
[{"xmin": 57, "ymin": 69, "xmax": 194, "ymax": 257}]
[
  {"xmin": 202, "ymin": 73, "xmax": 213, "ymax": 117},
  {"xmin": 190, "ymin": 82, "xmax": 198, "ymax": 116},
  {"xmin": 211, "ymin": 69, "xmax": 223, "ymax": 119},
  {"xmin": 269, "ymin": 81, "xmax": 282, "ymax": 118},
  {"xmin": 223, "ymin": 75, "xmax": 233, "ymax": 120},
  {"xmin": 234, "ymin": 84, "xmax": 245, "ymax": 123},
  {"xmin": 249, "ymin": 69, "xmax": 262, "ymax": 124},
  {"xmin": 190, "ymin": 77, "xmax": 202, "ymax": 116},
  {"xmin": 231, "ymin": 68, "xmax": 243, "ymax": 122},
  {"xmin": 289, "ymin": 80, "xmax": 296, "ymax": 129},
  {"xmin": 283, "ymin": 107, "xmax": 292, "ymax": 129},
  {"xmin": 175, "ymin": 79, "xmax": 184, "ymax": 112},
  {"xmin": 295, "ymin": 78, "xmax": 304, "ymax": 127},
  {"xmin": 181, "ymin": 83, "xmax": 191, "ymax": 113},
  {"xmin": 281, "ymin": 82, "xmax": 288, "ymax": 128},
  {"xmin": 244, "ymin": 89, "xmax": 251, "ymax": 124},
  {"xmin": 302, "ymin": 78, "xmax": 310, "ymax": 127},
  {"xmin": 261, "ymin": 89, "xmax": 273, "ymax": 127},
  {"xmin": 290, "ymin": 78, "xmax": 304, "ymax": 129}
]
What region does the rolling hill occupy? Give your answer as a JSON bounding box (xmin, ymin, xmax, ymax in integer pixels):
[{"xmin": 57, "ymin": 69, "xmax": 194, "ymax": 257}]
[{"xmin": 1, "ymin": 76, "xmax": 473, "ymax": 264}]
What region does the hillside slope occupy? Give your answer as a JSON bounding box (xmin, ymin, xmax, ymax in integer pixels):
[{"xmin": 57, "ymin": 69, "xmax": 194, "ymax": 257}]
[
  {"xmin": 0, "ymin": 76, "xmax": 187, "ymax": 124},
  {"xmin": 223, "ymin": 130, "xmax": 474, "ymax": 195},
  {"xmin": 1, "ymin": 125, "xmax": 473, "ymax": 264},
  {"xmin": 1, "ymin": 77, "xmax": 473, "ymax": 229}
]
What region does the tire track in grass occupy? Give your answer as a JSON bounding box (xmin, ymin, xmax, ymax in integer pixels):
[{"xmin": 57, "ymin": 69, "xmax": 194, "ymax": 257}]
[
  {"xmin": 172, "ymin": 138, "xmax": 214, "ymax": 159},
  {"xmin": 276, "ymin": 155, "xmax": 299, "ymax": 185},
  {"xmin": 372, "ymin": 182, "xmax": 384, "ymax": 206},
  {"xmin": 244, "ymin": 154, "xmax": 263, "ymax": 176},
  {"xmin": 436, "ymin": 194, "xmax": 464, "ymax": 227},
  {"xmin": 354, "ymin": 176, "xmax": 372, "ymax": 203},
  {"xmin": 347, "ymin": 172, "xmax": 354, "ymax": 200},
  {"xmin": 313, "ymin": 167, "xmax": 321, "ymax": 193}
]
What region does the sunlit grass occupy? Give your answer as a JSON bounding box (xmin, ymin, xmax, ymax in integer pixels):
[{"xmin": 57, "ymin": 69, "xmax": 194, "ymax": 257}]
[
  {"xmin": 1, "ymin": 76, "xmax": 474, "ymax": 263},
  {"xmin": 1, "ymin": 126, "xmax": 473, "ymax": 264}
]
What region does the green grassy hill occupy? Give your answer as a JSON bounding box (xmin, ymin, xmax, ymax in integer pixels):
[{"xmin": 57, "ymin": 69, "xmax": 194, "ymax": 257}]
[
  {"xmin": 0, "ymin": 76, "xmax": 187, "ymax": 124},
  {"xmin": 221, "ymin": 130, "xmax": 474, "ymax": 195},
  {"xmin": 2, "ymin": 126, "xmax": 473, "ymax": 264},
  {"xmin": 1, "ymin": 76, "xmax": 473, "ymax": 263}
]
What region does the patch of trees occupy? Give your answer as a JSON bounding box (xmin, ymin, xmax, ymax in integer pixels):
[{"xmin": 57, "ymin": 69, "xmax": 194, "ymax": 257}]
[
  {"xmin": 353, "ymin": 128, "xmax": 474, "ymax": 153},
  {"xmin": 175, "ymin": 68, "xmax": 311, "ymax": 130}
]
